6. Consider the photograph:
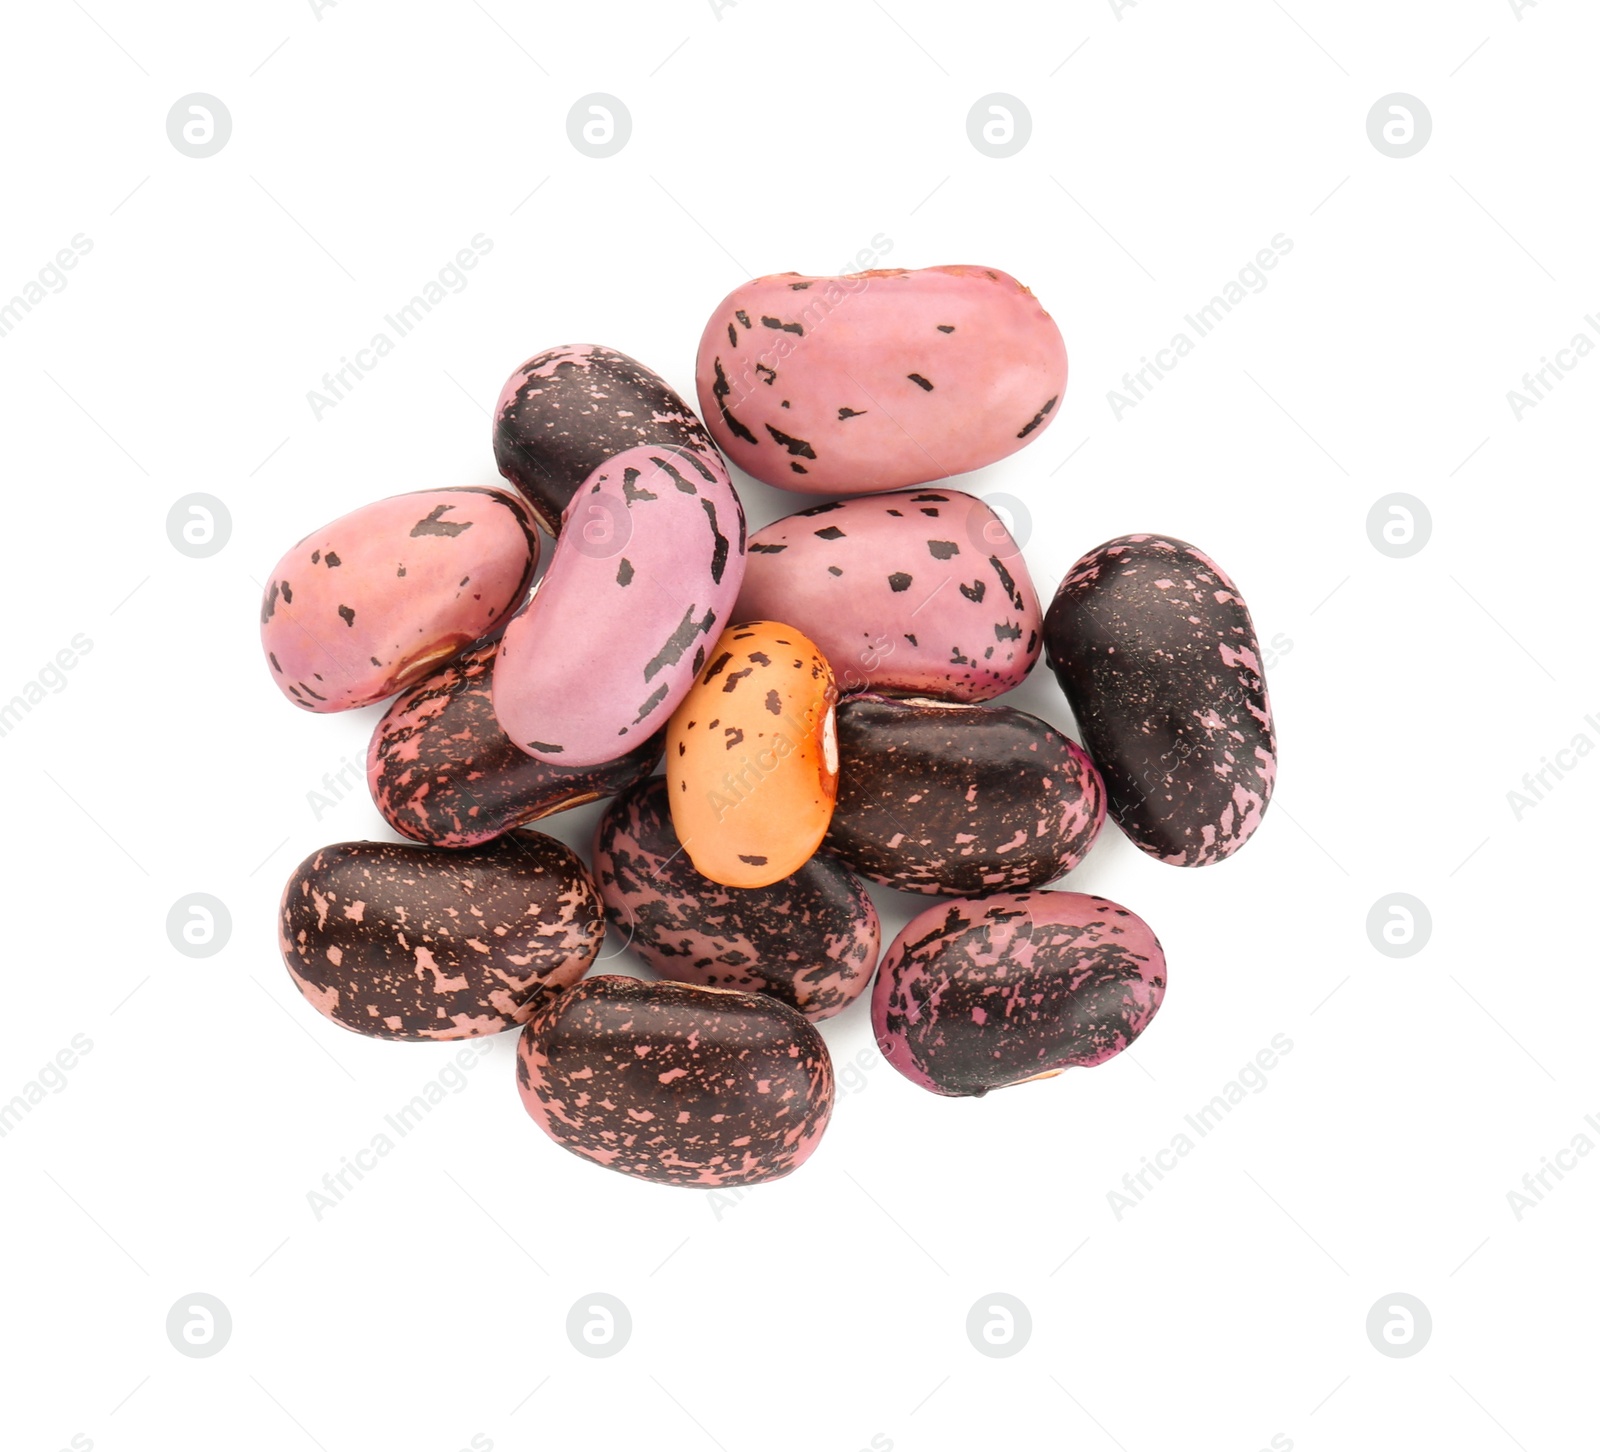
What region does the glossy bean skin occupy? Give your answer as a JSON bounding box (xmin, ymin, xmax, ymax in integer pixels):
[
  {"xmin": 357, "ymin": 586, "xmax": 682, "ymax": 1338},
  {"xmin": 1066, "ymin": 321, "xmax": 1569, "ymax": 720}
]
[
  {"xmin": 666, "ymin": 621, "xmax": 838, "ymax": 888},
  {"xmin": 493, "ymin": 344, "xmax": 720, "ymax": 536},
  {"xmin": 736, "ymin": 490, "xmax": 1041, "ymax": 700},
  {"xmin": 517, "ymin": 976, "xmax": 834, "ymax": 1186},
  {"xmin": 492, "ymin": 444, "xmax": 747, "ymax": 768},
  {"xmin": 279, "ymin": 833, "xmax": 603, "ymax": 1041},
  {"xmin": 873, "ymin": 891, "xmax": 1167, "ymax": 1097},
  {"xmin": 261, "ymin": 487, "xmax": 540, "ymax": 713},
  {"xmin": 1044, "ymin": 534, "xmax": 1276, "ymax": 866},
  {"xmin": 593, "ymin": 777, "xmax": 877, "ymax": 1019},
  {"xmin": 824, "ymin": 695, "xmax": 1105, "ymax": 895},
  {"xmin": 367, "ymin": 640, "xmax": 664, "ymax": 848},
  {"xmin": 694, "ymin": 266, "xmax": 1066, "ymax": 495}
]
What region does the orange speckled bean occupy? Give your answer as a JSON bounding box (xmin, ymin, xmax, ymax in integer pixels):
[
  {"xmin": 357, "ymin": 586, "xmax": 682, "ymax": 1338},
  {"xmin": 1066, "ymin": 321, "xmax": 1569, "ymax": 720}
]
[{"xmin": 666, "ymin": 621, "xmax": 838, "ymax": 888}]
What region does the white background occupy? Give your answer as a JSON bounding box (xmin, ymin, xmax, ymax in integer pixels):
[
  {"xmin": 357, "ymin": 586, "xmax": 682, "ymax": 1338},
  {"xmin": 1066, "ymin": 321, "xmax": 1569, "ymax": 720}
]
[{"xmin": 2, "ymin": 1, "xmax": 1595, "ymax": 1449}]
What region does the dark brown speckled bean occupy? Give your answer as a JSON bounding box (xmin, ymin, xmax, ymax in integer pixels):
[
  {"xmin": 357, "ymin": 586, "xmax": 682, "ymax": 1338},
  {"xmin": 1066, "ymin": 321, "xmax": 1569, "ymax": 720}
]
[
  {"xmin": 493, "ymin": 345, "xmax": 721, "ymax": 536},
  {"xmin": 1044, "ymin": 534, "xmax": 1276, "ymax": 866},
  {"xmin": 593, "ymin": 777, "xmax": 878, "ymax": 1020},
  {"xmin": 873, "ymin": 891, "xmax": 1167, "ymax": 1097},
  {"xmin": 517, "ymin": 976, "xmax": 834, "ymax": 1186},
  {"xmin": 824, "ymin": 694, "xmax": 1106, "ymax": 896},
  {"xmin": 368, "ymin": 640, "xmax": 664, "ymax": 848},
  {"xmin": 279, "ymin": 833, "xmax": 602, "ymax": 1041}
]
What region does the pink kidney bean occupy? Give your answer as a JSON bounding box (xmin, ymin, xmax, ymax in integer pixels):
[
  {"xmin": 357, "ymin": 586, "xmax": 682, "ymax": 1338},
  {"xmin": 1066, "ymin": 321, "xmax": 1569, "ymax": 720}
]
[
  {"xmin": 261, "ymin": 487, "xmax": 539, "ymax": 713},
  {"xmin": 695, "ymin": 265, "xmax": 1067, "ymax": 495},
  {"xmin": 736, "ymin": 489, "xmax": 1042, "ymax": 700},
  {"xmin": 492, "ymin": 444, "xmax": 746, "ymax": 768}
]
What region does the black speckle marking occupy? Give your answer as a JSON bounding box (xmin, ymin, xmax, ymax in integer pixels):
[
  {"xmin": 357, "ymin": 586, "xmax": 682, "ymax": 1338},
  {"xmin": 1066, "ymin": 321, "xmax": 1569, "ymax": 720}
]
[
  {"xmin": 631, "ymin": 684, "xmax": 670, "ymax": 726},
  {"xmin": 712, "ymin": 358, "xmax": 758, "ymax": 445},
  {"xmin": 410, "ymin": 505, "xmax": 472, "ymax": 538},
  {"xmin": 960, "ymin": 580, "xmax": 987, "ymax": 604},
  {"xmin": 701, "ymin": 498, "xmax": 731, "ymax": 584},
  {"xmin": 765, "ymin": 689, "xmax": 783, "ymax": 715},
  {"xmin": 311, "ymin": 550, "xmax": 320, "ymax": 564},
  {"xmin": 995, "ymin": 621, "xmax": 1022, "ymax": 642},
  {"xmin": 528, "ymin": 740, "xmax": 563, "ymax": 754},
  {"xmin": 748, "ymin": 651, "xmax": 772, "ymax": 666},
  {"xmin": 644, "ymin": 606, "xmax": 717, "ymax": 683},
  {"xmin": 920, "ymin": 507, "xmax": 940, "ymax": 517},
  {"xmin": 765, "ymin": 423, "xmax": 816, "ymax": 459},
  {"xmin": 703, "ymin": 652, "xmax": 732, "ymax": 683},
  {"xmin": 815, "ymin": 525, "xmax": 846, "ymax": 541},
  {"xmin": 617, "ymin": 558, "xmax": 635, "ymax": 587},
  {"xmin": 722, "ymin": 667, "xmax": 754, "ymax": 693},
  {"xmin": 936, "ymin": 324, "xmax": 955, "ymax": 333},
  {"xmin": 269, "ymin": 652, "xmax": 281, "ymax": 672},
  {"xmin": 1017, "ymin": 395, "xmax": 1058, "ymax": 439},
  {"xmin": 907, "ymin": 373, "xmax": 934, "ymax": 391},
  {"xmin": 738, "ymin": 854, "xmax": 769, "ymax": 866},
  {"xmin": 338, "ymin": 604, "xmax": 356, "ymax": 627},
  {"xmin": 369, "ymin": 656, "xmax": 381, "ymax": 667},
  {"xmin": 791, "ymin": 463, "xmax": 808, "ymax": 474},
  {"xmin": 755, "ymin": 363, "xmax": 777, "ymax": 386},
  {"xmin": 650, "ymin": 455, "xmax": 700, "ymax": 495},
  {"xmin": 762, "ymin": 316, "xmax": 804, "ymax": 336},
  {"xmin": 789, "ymin": 281, "xmax": 813, "ymax": 290},
  {"xmin": 888, "ymin": 572, "xmax": 913, "ymax": 592},
  {"xmin": 727, "ymin": 323, "xmax": 738, "ymax": 348},
  {"xmin": 904, "ymin": 633, "xmax": 918, "ymax": 646},
  {"xmin": 780, "ymin": 400, "xmax": 791, "ymax": 408},
  {"xmin": 749, "ymin": 542, "xmax": 787, "ymax": 554},
  {"xmin": 828, "ymin": 565, "xmax": 843, "ymax": 576},
  {"xmin": 735, "ymin": 310, "xmax": 752, "ymax": 328},
  {"xmin": 724, "ymin": 726, "xmax": 745, "ymax": 750},
  {"xmin": 989, "ymin": 555, "xmax": 1025, "ymax": 610},
  {"xmin": 280, "ymin": 581, "xmax": 294, "ymax": 604},
  {"xmin": 797, "ymin": 501, "xmax": 844, "ymax": 517},
  {"xmin": 838, "ymin": 407, "xmax": 867, "ymax": 419},
  {"xmin": 396, "ymin": 565, "xmax": 407, "ymax": 577},
  {"xmin": 910, "ymin": 493, "xmax": 949, "ymax": 502},
  {"xmin": 622, "ymin": 467, "xmax": 658, "ymax": 504},
  {"xmin": 928, "ymin": 540, "xmax": 960, "ymax": 560}
]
